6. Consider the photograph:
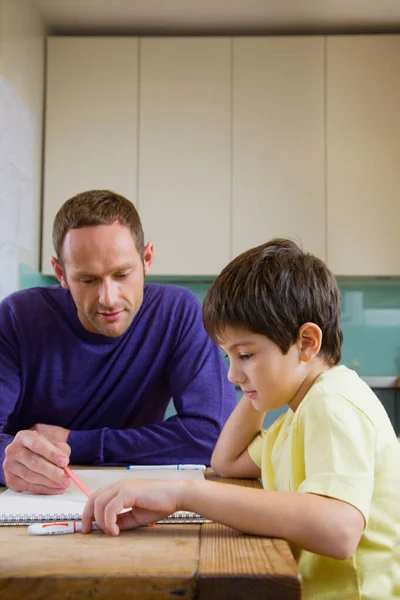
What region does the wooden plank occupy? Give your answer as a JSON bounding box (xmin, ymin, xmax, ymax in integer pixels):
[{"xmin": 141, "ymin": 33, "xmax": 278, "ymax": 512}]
[
  {"xmin": 0, "ymin": 471, "xmax": 301, "ymax": 599},
  {"xmin": 198, "ymin": 474, "xmax": 302, "ymax": 600},
  {"xmin": 0, "ymin": 577, "xmax": 194, "ymax": 600},
  {"xmin": 0, "ymin": 524, "xmax": 199, "ymax": 600}
]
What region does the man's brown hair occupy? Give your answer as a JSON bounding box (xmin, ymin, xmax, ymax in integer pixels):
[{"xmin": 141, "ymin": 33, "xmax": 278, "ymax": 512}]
[
  {"xmin": 203, "ymin": 238, "xmax": 343, "ymax": 366},
  {"xmin": 52, "ymin": 189, "xmax": 144, "ymax": 262}
]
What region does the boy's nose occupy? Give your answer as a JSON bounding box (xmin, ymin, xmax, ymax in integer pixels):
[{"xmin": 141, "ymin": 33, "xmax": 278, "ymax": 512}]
[{"xmin": 227, "ymin": 365, "xmax": 245, "ymax": 385}]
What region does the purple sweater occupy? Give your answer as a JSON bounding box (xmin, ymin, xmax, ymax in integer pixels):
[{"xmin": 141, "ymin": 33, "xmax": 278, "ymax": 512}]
[{"xmin": 0, "ymin": 284, "xmax": 236, "ymax": 484}]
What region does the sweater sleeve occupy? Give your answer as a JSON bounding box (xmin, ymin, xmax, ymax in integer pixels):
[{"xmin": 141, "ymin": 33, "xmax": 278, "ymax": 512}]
[
  {"xmin": 68, "ymin": 289, "xmax": 237, "ymax": 466},
  {"xmin": 0, "ymin": 300, "xmax": 22, "ymax": 485}
]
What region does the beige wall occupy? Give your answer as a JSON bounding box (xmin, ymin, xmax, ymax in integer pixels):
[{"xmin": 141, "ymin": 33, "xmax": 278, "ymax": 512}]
[{"xmin": 0, "ymin": 0, "xmax": 45, "ymax": 271}]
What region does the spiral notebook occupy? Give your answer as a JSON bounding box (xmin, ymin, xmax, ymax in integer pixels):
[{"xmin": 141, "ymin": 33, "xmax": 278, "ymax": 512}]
[{"xmin": 0, "ymin": 468, "xmax": 211, "ymax": 526}]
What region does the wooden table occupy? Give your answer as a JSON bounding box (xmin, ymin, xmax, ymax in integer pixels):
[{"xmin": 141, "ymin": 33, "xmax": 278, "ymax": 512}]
[{"xmin": 0, "ymin": 471, "xmax": 301, "ymax": 600}]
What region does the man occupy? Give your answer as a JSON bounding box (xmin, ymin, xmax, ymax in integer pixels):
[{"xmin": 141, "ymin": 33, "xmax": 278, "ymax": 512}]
[{"xmin": 0, "ymin": 189, "xmax": 236, "ymax": 494}]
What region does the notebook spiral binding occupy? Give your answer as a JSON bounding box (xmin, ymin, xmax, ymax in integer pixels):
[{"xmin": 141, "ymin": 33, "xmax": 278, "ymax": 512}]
[
  {"xmin": 0, "ymin": 511, "xmax": 211, "ymax": 526},
  {"xmin": 0, "ymin": 513, "xmax": 81, "ymax": 526},
  {"xmin": 157, "ymin": 511, "xmax": 212, "ymax": 524}
]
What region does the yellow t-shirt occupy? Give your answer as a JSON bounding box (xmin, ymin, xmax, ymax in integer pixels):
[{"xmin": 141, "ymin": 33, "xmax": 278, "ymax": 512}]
[{"xmin": 248, "ymin": 365, "xmax": 400, "ymax": 600}]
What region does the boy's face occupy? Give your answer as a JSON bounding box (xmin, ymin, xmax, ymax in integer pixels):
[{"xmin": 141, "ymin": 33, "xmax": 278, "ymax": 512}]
[{"xmin": 220, "ymin": 326, "xmax": 312, "ymax": 413}]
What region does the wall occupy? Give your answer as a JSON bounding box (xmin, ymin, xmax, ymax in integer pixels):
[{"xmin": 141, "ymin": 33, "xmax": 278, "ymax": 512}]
[
  {"xmin": 0, "ymin": 0, "xmax": 45, "ymax": 298},
  {"xmin": 7, "ymin": 24, "xmax": 400, "ymax": 378}
]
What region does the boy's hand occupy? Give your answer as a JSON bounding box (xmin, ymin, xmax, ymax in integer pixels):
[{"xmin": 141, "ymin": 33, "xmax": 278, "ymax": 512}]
[{"xmin": 81, "ymin": 479, "xmax": 183, "ymax": 536}]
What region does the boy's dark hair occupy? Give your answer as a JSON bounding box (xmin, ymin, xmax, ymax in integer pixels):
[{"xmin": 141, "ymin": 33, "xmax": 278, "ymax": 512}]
[
  {"xmin": 52, "ymin": 189, "xmax": 144, "ymax": 262},
  {"xmin": 203, "ymin": 238, "xmax": 343, "ymax": 366}
]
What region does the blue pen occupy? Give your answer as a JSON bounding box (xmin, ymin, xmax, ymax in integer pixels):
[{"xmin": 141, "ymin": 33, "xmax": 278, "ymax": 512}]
[{"xmin": 126, "ymin": 464, "xmax": 206, "ymax": 471}]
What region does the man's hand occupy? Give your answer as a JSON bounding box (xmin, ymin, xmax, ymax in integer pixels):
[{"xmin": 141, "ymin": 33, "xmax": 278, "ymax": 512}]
[
  {"xmin": 3, "ymin": 429, "xmax": 71, "ymax": 495},
  {"xmin": 33, "ymin": 423, "xmax": 70, "ymax": 444},
  {"xmin": 82, "ymin": 479, "xmax": 183, "ymax": 536}
]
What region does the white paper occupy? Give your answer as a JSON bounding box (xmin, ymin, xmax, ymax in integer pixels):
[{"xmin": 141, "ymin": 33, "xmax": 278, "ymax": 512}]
[{"xmin": 0, "ymin": 468, "xmax": 205, "ymax": 519}]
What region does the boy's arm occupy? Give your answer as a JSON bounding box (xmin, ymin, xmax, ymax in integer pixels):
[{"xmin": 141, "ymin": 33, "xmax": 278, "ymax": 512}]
[
  {"xmin": 211, "ymin": 395, "xmax": 264, "ymax": 478},
  {"xmin": 82, "ymin": 477, "xmax": 364, "ymax": 560},
  {"xmin": 183, "ymin": 480, "xmax": 364, "ymax": 560}
]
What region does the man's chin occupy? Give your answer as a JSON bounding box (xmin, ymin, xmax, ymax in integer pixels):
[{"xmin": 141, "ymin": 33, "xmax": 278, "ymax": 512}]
[{"xmin": 92, "ymin": 316, "xmax": 132, "ymax": 338}]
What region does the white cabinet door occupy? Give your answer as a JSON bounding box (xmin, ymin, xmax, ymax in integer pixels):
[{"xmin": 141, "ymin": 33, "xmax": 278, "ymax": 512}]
[
  {"xmin": 327, "ymin": 36, "xmax": 400, "ymax": 276},
  {"xmin": 42, "ymin": 37, "xmax": 138, "ymax": 273},
  {"xmin": 232, "ymin": 37, "xmax": 325, "ymax": 260},
  {"xmin": 138, "ymin": 38, "xmax": 231, "ymax": 276}
]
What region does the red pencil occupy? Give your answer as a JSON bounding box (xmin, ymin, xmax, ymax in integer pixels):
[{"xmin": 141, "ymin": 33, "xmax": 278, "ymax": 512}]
[
  {"xmin": 34, "ymin": 430, "xmax": 91, "ymax": 497},
  {"xmin": 63, "ymin": 465, "xmax": 91, "ymax": 498}
]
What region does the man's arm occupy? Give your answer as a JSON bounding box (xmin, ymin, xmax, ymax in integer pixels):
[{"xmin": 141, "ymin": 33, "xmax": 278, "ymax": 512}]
[
  {"xmin": 0, "ymin": 300, "xmax": 70, "ymax": 491},
  {"xmin": 0, "ymin": 301, "xmax": 21, "ymax": 483},
  {"xmin": 66, "ymin": 348, "xmax": 236, "ymax": 466}
]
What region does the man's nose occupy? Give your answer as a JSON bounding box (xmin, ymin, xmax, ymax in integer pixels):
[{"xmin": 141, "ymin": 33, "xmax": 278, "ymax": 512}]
[{"xmin": 99, "ymin": 280, "xmax": 118, "ymax": 307}]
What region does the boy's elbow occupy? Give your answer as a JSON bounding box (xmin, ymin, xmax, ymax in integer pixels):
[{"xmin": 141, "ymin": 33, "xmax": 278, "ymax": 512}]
[
  {"xmin": 210, "ymin": 453, "xmax": 225, "ymax": 476},
  {"xmin": 210, "ymin": 453, "xmax": 232, "ymax": 478},
  {"xmin": 329, "ymin": 522, "xmax": 363, "ymax": 561},
  {"xmin": 330, "ymin": 541, "xmax": 356, "ymax": 561},
  {"xmin": 337, "ymin": 533, "xmax": 361, "ymax": 561}
]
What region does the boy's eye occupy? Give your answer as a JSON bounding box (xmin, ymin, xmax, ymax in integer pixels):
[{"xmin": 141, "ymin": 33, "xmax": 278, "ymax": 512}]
[
  {"xmin": 81, "ymin": 279, "xmax": 95, "ymax": 285},
  {"xmin": 115, "ymin": 273, "xmax": 129, "ymax": 279},
  {"xmin": 240, "ymin": 353, "xmax": 253, "ymax": 361}
]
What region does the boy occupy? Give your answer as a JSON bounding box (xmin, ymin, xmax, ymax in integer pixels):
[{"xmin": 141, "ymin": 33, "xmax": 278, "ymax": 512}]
[{"xmin": 82, "ymin": 238, "xmax": 400, "ymax": 600}]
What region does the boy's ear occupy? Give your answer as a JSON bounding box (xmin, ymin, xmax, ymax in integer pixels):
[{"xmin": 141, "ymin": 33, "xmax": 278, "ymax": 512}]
[{"xmin": 297, "ymin": 322, "xmax": 322, "ymax": 362}]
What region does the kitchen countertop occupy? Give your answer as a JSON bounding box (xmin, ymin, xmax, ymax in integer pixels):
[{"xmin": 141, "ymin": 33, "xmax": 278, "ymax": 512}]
[
  {"xmin": 361, "ymin": 376, "xmax": 399, "ymax": 388},
  {"xmin": 236, "ymin": 376, "xmax": 400, "ymax": 390}
]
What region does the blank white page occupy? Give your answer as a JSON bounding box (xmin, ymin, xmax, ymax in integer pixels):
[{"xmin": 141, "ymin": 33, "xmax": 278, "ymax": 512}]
[{"xmin": 0, "ymin": 468, "xmax": 205, "ymax": 519}]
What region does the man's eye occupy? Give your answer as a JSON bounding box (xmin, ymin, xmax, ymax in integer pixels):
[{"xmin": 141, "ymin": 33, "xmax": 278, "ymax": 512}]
[
  {"xmin": 115, "ymin": 273, "xmax": 129, "ymax": 279},
  {"xmin": 240, "ymin": 354, "xmax": 253, "ymax": 361},
  {"xmin": 81, "ymin": 279, "xmax": 95, "ymax": 285}
]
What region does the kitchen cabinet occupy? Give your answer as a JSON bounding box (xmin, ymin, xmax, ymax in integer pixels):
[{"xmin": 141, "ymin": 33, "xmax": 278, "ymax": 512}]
[
  {"xmin": 232, "ymin": 37, "xmax": 326, "ymax": 260},
  {"xmin": 138, "ymin": 38, "xmax": 231, "ymax": 275},
  {"xmin": 42, "ymin": 36, "xmax": 231, "ymax": 276},
  {"xmin": 42, "ymin": 37, "xmax": 139, "ymax": 273},
  {"xmin": 42, "ymin": 35, "xmax": 400, "ymax": 277},
  {"xmin": 327, "ymin": 35, "xmax": 400, "ymax": 276}
]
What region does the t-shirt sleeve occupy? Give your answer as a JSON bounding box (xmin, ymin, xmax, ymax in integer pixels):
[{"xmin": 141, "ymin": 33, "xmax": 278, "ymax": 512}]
[
  {"xmin": 247, "ymin": 431, "xmax": 265, "ymax": 468},
  {"xmin": 296, "ymin": 393, "xmax": 375, "ymax": 525}
]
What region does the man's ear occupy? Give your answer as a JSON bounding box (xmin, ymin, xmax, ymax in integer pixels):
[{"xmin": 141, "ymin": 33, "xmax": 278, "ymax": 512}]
[
  {"xmin": 297, "ymin": 322, "xmax": 322, "ymax": 362},
  {"xmin": 50, "ymin": 256, "xmax": 68, "ymax": 289},
  {"xmin": 143, "ymin": 242, "xmax": 154, "ymax": 276}
]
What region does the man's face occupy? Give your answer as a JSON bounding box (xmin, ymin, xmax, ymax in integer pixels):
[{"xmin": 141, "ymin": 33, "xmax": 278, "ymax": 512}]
[{"xmin": 52, "ymin": 221, "xmax": 154, "ymax": 337}]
